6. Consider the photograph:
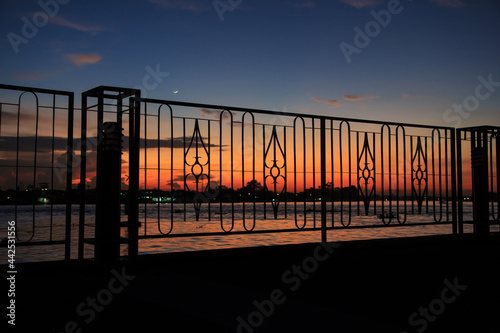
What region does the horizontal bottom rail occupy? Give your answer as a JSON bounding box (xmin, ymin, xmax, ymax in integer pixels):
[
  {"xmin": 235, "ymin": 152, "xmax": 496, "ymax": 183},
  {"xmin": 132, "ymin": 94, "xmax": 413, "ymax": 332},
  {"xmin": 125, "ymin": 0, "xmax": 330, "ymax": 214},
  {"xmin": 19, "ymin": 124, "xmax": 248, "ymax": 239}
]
[{"xmin": 136, "ymin": 221, "xmax": 453, "ymax": 240}]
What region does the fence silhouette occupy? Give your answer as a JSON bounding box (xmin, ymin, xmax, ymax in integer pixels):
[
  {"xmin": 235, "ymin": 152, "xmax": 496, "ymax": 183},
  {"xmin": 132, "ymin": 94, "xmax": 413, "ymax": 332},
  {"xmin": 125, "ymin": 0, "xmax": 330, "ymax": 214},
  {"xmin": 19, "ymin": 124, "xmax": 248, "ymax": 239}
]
[{"xmin": 0, "ymin": 83, "xmax": 498, "ymax": 262}]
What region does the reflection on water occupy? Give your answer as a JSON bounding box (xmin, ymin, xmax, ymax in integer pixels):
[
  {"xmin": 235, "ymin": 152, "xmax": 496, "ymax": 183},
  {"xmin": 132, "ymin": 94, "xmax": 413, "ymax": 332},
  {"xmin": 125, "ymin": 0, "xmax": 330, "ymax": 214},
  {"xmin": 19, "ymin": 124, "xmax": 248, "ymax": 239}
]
[{"xmin": 0, "ymin": 202, "xmax": 493, "ymax": 262}]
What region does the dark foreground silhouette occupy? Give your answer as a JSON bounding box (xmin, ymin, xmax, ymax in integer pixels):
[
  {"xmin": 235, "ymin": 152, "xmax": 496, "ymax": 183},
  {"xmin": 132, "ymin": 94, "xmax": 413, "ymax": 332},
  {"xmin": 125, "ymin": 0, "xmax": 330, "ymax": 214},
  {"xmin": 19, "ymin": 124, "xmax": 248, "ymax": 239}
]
[{"xmin": 9, "ymin": 233, "xmax": 500, "ymax": 333}]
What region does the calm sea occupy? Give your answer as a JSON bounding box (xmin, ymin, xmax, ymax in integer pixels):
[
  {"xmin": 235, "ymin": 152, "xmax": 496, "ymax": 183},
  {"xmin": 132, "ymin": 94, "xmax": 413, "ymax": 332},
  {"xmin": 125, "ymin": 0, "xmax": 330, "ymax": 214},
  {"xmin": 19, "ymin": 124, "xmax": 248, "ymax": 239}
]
[{"xmin": 1, "ymin": 202, "xmax": 486, "ymax": 262}]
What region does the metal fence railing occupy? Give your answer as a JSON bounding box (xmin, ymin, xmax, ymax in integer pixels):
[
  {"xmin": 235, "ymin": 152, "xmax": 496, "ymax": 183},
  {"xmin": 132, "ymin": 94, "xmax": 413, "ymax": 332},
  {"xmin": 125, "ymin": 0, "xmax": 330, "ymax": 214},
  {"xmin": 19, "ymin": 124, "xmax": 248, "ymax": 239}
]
[
  {"xmin": 132, "ymin": 97, "xmax": 460, "ymax": 245},
  {"xmin": 0, "ymin": 84, "xmax": 74, "ymax": 260},
  {"xmin": 0, "ymin": 83, "xmax": 498, "ymax": 262}
]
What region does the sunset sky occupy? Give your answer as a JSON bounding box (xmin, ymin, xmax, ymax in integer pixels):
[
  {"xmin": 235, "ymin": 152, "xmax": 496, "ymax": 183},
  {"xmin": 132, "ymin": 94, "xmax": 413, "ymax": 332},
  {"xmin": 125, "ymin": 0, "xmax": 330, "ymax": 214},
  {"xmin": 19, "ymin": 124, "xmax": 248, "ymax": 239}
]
[{"xmin": 1, "ymin": 0, "xmax": 499, "ymax": 128}]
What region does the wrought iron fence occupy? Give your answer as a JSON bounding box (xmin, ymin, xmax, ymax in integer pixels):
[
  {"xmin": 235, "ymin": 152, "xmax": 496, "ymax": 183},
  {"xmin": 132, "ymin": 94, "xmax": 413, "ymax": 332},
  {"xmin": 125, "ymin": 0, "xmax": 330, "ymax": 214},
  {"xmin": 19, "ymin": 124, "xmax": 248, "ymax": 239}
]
[
  {"xmin": 0, "ymin": 83, "xmax": 498, "ymax": 262},
  {"xmin": 457, "ymin": 126, "xmax": 499, "ymax": 233},
  {"xmin": 133, "ymin": 97, "xmax": 460, "ymax": 245},
  {"xmin": 0, "ymin": 84, "xmax": 74, "ymax": 260}
]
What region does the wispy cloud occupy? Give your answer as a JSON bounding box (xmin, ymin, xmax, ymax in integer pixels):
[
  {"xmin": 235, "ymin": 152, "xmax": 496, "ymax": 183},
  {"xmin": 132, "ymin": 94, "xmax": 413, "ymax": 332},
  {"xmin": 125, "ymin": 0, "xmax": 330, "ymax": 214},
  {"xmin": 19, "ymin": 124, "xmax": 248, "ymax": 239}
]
[
  {"xmin": 311, "ymin": 97, "xmax": 345, "ymax": 107},
  {"xmin": 200, "ymin": 108, "xmax": 232, "ymax": 120},
  {"xmin": 343, "ymin": 94, "xmax": 380, "ymax": 101},
  {"xmin": 66, "ymin": 53, "xmax": 102, "ymax": 67},
  {"xmin": 339, "ymin": 0, "xmax": 384, "ymax": 9},
  {"xmin": 295, "ymin": 1, "xmax": 316, "ymax": 8},
  {"xmin": 149, "ymin": 0, "xmax": 207, "ymax": 12},
  {"xmin": 343, "ymin": 94, "xmax": 380, "ymax": 106},
  {"xmin": 50, "ymin": 16, "xmax": 105, "ymax": 32},
  {"xmin": 429, "ymin": 0, "xmax": 466, "ymax": 8}
]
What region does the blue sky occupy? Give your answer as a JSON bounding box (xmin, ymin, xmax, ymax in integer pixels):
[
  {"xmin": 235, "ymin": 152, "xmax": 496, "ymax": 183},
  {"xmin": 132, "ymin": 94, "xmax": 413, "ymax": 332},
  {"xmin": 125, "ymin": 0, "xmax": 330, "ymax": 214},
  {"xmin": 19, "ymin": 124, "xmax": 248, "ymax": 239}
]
[{"xmin": 1, "ymin": 0, "xmax": 499, "ymax": 127}]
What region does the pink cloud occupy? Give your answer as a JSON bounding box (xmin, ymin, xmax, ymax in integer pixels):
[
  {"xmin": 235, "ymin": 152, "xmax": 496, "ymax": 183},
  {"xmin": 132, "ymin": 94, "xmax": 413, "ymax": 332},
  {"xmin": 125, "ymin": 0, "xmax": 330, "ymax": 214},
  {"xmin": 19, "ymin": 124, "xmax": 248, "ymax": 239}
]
[
  {"xmin": 66, "ymin": 53, "xmax": 102, "ymax": 67},
  {"xmin": 312, "ymin": 97, "xmax": 345, "ymax": 107},
  {"xmin": 343, "ymin": 94, "xmax": 380, "ymax": 101},
  {"xmin": 50, "ymin": 16, "xmax": 105, "ymax": 32},
  {"xmin": 342, "ymin": 94, "xmax": 380, "ymax": 106}
]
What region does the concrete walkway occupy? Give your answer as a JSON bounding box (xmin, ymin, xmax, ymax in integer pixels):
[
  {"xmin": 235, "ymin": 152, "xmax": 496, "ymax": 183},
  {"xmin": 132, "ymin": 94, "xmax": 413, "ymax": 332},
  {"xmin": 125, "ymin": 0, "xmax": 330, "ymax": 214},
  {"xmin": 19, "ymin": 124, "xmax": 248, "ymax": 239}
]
[{"xmin": 9, "ymin": 233, "xmax": 500, "ymax": 332}]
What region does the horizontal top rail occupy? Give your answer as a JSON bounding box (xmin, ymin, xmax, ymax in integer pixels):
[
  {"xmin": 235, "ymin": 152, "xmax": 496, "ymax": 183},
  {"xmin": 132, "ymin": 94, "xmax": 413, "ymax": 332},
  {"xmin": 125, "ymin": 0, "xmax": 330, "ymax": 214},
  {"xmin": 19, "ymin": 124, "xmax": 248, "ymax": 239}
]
[
  {"xmin": 83, "ymin": 85, "xmax": 140, "ymax": 99},
  {"xmin": 0, "ymin": 83, "xmax": 74, "ymax": 97},
  {"xmin": 458, "ymin": 126, "xmax": 500, "ymax": 132},
  {"xmin": 138, "ymin": 96, "xmax": 455, "ymax": 130}
]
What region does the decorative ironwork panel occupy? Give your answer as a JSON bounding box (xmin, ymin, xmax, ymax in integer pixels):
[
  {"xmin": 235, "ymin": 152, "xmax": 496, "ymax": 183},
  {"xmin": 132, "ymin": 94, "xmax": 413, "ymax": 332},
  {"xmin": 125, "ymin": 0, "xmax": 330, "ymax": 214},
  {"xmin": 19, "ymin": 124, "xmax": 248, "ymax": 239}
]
[
  {"xmin": 412, "ymin": 136, "xmax": 428, "ymax": 214},
  {"xmin": 358, "ymin": 133, "xmax": 375, "ymax": 215},
  {"xmin": 264, "ymin": 125, "xmax": 286, "ymax": 218},
  {"xmin": 184, "ymin": 119, "xmax": 210, "ymax": 221}
]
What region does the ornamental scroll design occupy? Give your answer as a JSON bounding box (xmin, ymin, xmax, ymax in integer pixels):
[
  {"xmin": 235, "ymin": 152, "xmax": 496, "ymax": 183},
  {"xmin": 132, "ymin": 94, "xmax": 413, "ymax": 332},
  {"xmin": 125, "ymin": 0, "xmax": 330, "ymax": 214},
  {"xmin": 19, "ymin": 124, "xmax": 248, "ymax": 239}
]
[
  {"xmin": 358, "ymin": 133, "xmax": 375, "ymax": 215},
  {"xmin": 412, "ymin": 136, "xmax": 427, "ymax": 214},
  {"xmin": 264, "ymin": 125, "xmax": 286, "ymax": 219},
  {"xmin": 184, "ymin": 119, "xmax": 209, "ymax": 221}
]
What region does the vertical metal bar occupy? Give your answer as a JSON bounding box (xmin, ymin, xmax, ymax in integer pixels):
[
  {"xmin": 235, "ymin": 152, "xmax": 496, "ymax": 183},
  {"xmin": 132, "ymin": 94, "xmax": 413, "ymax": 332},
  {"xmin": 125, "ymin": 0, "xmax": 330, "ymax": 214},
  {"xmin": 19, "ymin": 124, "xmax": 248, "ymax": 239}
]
[
  {"xmin": 330, "ymin": 120, "xmax": 335, "ymax": 227},
  {"xmin": 50, "ymin": 94, "xmax": 55, "ymax": 242},
  {"xmin": 230, "ymin": 114, "xmax": 234, "ymax": 226},
  {"xmin": 381, "ymin": 124, "xmax": 392, "ymax": 224},
  {"xmin": 489, "ymin": 132, "xmax": 494, "ymax": 220},
  {"xmin": 373, "ymin": 132, "xmax": 377, "ymax": 216},
  {"xmin": 302, "ymin": 120, "xmax": 307, "ymax": 226},
  {"xmin": 170, "ymin": 106, "xmax": 174, "ymax": 229},
  {"xmin": 425, "ymin": 136, "xmax": 429, "ymax": 213},
  {"xmin": 432, "ymin": 129, "xmax": 443, "ymax": 223},
  {"xmin": 294, "ymin": 120, "xmax": 298, "ymax": 226},
  {"xmin": 472, "ymin": 129, "xmax": 489, "ymax": 236},
  {"xmin": 32, "ymin": 94, "xmax": 40, "ymax": 240},
  {"xmin": 396, "ymin": 126, "xmax": 407, "ymax": 224},
  {"xmin": 410, "ymin": 136, "xmax": 414, "ymax": 214},
  {"xmin": 402, "ymin": 129, "xmax": 407, "ymax": 223},
  {"xmin": 320, "ymin": 118, "xmax": 327, "ymax": 242},
  {"xmin": 157, "ymin": 104, "xmax": 161, "ymax": 227},
  {"xmin": 208, "ymin": 119, "xmax": 212, "ymax": 221},
  {"xmin": 263, "ymin": 124, "xmax": 266, "ymax": 219},
  {"xmin": 451, "ymin": 129, "xmax": 458, "ymax": 234},
  {"xmin": 128, "ymin": 97, "xmax": 138, "ymax": 258},
  {"xmin": 242, "ymin": 115, "xmax": 246, "ymax": 226},
  {"xmin": 356, "ymin": 131, "xmax": 360, "ymax": 216},
  {"xmin": 339, "ymin": 122, "xmax": 344, "ymax": 225},
  {"xmin": 496, "ymin": 131, "xmax": 500, "ymax": 221},
  {"xmin": 388, "ymin": 126, "xmax": 392, "ymax": 222},
  {"xmin": 445, "ymin": 129, "xmax": 450, "ymax": 222},
  {"xmin": 293, "ymin": 117, "xmax": 306, "ymax": 229},
  {"xmin": 312, "ymin": 120, "xmax": 316, "ymax": 227},
  {"xmin": 183, "ymin": 118, "xmax": 186, "ymax": 221},
  {"xmin": 251, "ymin": 117, "xmax": 256, "ymax": 228},
  {"xmin": 348, "ymin": 124, "xmax": 352, "ymax": 224},
  {"xmin": 284, "ymin": 126, "xmax": 288, "ymax": 219},
  {"xmin": 15, "ymin": 94, "xmax": 20, "ymax": 238},
  {"xmin": 144, "ymin": 103, "xmax": 149, "ymax": 225},
  {"xmin": 65, "ymin": 93, "xmax": 74, "ymax": 260},
  {"xmin": 380, "ymin": 125, "xmax": 387, "ymax": 223},
  {"xmin": 78, "ymin": 93, "xmax": 87, "ymax": 260}
]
